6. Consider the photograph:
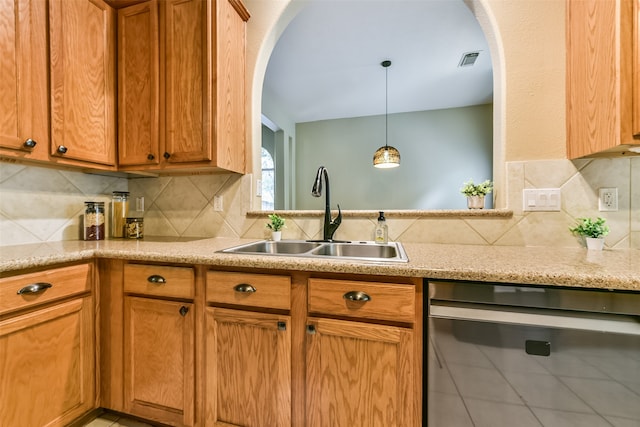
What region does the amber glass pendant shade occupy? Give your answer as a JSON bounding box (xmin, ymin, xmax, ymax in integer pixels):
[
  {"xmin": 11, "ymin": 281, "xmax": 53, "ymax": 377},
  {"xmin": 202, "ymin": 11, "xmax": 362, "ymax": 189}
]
[{"xmin": 373, "ymin": 145, "xmax": 401, "ymax": 168}]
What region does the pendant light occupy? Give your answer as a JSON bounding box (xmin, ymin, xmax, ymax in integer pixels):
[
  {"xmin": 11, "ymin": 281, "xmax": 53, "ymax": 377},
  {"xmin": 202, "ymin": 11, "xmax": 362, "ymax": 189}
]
[{"xmin": 373, "ymin": 60, "xmax": 401, "ymax": 168}]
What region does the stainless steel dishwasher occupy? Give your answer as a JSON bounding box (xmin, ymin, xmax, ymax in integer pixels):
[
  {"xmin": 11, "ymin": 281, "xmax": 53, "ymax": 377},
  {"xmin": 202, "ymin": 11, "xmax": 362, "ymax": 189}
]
[{"xmin": 426, "ymin": 280, "xmax": 640, "ymax": 427}]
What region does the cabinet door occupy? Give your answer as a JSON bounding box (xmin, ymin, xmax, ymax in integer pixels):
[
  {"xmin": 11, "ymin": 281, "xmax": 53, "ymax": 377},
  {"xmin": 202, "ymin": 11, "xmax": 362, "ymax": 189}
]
[
  {"xmin": 0, "ymin": 297, "xmax": 95, "ymax": 427},
  {"xmin": 117, "ymin": 1, "xmax": 160, "ymax": 166},
  {"xmin": 49, "ymin": 0, "xmax": 116, "ymax": 166},
  {"xmin": 0, "ymin": 0, "xmax": 48, "ymax": 158},
  {"xmin": 214, "ymin": 0, "xmax": 249, "ymax": 173},
  {"xmin": 206, "ymin": 307, "xmax": 291, "ymax": 427},
  {"xmin": 306, "ymin": 317, "xmax": 414, "ymax": 427},
  {"xmin": 566, "ymin": 0, "xmax": 640, "ymax": 158},
  {"xmin": 162, "ymin": 0, "xmax": 211, "ymax": 163},
  {"xmin": 124, "ymin": 297, "xmax": 194, "ymax": 426}
]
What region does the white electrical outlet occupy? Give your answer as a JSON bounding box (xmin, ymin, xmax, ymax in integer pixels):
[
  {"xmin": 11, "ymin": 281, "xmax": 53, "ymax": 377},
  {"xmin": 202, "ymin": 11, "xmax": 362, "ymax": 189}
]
[
  {"xmin": 256, "ymin": 179, "xmax": 262, "ymax": 197},
  {"xmin": 599, "ymin": 188, "xmax": 618, "ymax": 211},
  {"xmin": 213, "ymin": 195, "xmax": 223, "ymax": 211},
  {"xmin": 522, "ymin": 188, "xmax": 562, "ymax": 211}
]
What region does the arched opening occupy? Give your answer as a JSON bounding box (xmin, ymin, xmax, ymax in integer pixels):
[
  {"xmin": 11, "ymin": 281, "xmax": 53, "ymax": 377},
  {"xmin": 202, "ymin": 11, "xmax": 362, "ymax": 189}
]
[{"xmin": 250, "ymin": 0, "xmax": 504, "ymax": 210}]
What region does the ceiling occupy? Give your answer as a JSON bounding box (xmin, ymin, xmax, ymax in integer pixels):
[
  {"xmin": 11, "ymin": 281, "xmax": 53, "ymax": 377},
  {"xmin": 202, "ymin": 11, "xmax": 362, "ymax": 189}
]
[{"xmin": 262, "ymin": 0, "xmax": 493, "ymax": 124}]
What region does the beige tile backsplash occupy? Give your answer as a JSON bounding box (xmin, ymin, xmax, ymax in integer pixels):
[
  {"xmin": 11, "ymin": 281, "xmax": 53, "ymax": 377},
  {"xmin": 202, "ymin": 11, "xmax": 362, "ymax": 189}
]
[{"xmin": 1, "ymin": 158, "xmax": 638, "ymax": 249}]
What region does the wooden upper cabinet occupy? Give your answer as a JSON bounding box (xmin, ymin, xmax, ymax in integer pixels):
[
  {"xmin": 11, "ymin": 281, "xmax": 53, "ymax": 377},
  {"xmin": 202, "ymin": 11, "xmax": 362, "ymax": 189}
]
[
  {"xmin": 117, "ymin": 0, "xmax": 249, "ymax": 173},
  {"xmin": 566, "ymin": 0, "xmax": 640, "ymax": 158},
  {"xmin": 0, "ymin": 0, "xmax": 49, "ymax": 160},
  {"xmin": 49, "ymin": 0, "xmax": 116, "ymax": 167},
  {"xmin": 214, "ymin": 0, "xmax": 249, "ymax": 172},
  {"xmin": 117, "ymin": 1, "xmax": 160, "ymax": 166},
  {"xmin": 163, "ymin": 0, "xmax": 209, "ymax": 164}
]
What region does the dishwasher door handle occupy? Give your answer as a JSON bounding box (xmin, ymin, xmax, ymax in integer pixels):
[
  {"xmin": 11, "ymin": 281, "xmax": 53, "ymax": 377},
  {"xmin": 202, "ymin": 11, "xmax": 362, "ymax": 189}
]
[{"xmin": 430, "ymin": 303, "xmax": 640, "ymax": 336}]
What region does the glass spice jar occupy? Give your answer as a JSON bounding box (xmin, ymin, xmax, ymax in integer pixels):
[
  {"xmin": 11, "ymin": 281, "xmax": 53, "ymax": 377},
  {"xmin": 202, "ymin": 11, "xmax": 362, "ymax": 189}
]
[
  {"xmin": 84, "ymin": 202, "xmax": 105, "ymax": 240},
  {"xmin": 125, "ymin": 217, "xmax": 144, "ymax": 239},
  {"xmin": 111, "ymin": 191, "xmax": 130, "ymax": 238}
]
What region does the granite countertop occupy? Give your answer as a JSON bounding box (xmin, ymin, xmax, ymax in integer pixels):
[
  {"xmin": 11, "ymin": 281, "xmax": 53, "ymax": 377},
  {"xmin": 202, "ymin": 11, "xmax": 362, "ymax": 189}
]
[{"xmin": 0, "ymin": 238, "xmax": 638, "ymax": 291}]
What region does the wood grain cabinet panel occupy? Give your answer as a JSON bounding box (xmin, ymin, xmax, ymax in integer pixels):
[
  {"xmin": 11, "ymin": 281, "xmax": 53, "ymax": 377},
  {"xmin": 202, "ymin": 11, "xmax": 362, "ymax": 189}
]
[
  {"xmin": 118, "ymin": 0, "xmax": 249, "ymax": 173},
  {"xmin": 206, "ymin": 271, "xmax": 291, "ymax": 310},
  {"xmin": 566, "ymin": 0, "xmax": 640, "ymax": 158},
  {"xmin": 0, "ymin": 263, "xmax": 92, "ymax": 316},
  {"xmin": 0, "ymin": 263, "xmax": 94, "ymax": 426},
  {"xmin": 0, "ymin": 0, "xmax": 49, "ymax": 161},
  {"xmin": 49, "ymin": 0, "xmax": 116, "ymax": 167},
  {"xmin": 308, "ymin": 278, "xmax": 415, "ymax": 324},
  {"xmin": 124, "ymin": 264, "xmax": 195, "ymax": 299},
  {"xmin": 117, "ymin": 0, "xmax": 160, "ymax": 166},
  {"xmin": 205, "ymin": 307, "xmax": 291, "ymax": 427},
  {"xmin": 124, "ymin": 296, "xmax": 195, "ymax": 426},
  {"xmin": 305, "ymin": 317, "xmax": 414, "ymax": 427}
]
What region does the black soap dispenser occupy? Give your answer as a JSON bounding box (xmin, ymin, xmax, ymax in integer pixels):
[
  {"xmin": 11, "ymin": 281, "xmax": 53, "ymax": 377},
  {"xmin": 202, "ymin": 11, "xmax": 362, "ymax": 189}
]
[{"xmin": 374, "ymin": 211, "xmax": 388, "ymax": 244}]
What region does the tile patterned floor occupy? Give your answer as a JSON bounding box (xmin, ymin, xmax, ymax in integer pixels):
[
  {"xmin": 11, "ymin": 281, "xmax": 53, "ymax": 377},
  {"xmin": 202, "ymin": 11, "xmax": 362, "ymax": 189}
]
[{"xmin": 83, "ymin": 413, "xmax": 154, "ymax": 427}]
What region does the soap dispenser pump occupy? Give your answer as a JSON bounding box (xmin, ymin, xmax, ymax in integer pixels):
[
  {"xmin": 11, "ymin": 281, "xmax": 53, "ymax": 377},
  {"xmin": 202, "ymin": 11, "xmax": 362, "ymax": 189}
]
[{"xmin": 374, "ymin": 211, "xmax": 388, "ymax": 244}]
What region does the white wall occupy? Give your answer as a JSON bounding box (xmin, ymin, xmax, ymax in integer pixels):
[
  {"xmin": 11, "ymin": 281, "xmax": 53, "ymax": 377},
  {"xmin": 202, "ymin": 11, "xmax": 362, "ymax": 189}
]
[{"xmin": 294, "ymin": 105, "xmax": 493, "ymax": 210}]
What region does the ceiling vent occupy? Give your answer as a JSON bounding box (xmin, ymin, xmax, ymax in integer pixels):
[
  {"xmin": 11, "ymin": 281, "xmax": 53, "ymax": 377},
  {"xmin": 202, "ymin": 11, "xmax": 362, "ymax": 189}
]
[{"xmin": 459, "ymin": 51, "xmax": 480, "ymax": 67}]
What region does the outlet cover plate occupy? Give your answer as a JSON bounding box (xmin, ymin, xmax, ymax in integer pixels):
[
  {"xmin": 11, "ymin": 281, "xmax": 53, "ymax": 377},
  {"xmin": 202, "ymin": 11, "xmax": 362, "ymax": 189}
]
[
  {"xmin": 523, "ymin": 188, "xmax": 561, "ymax": 211},
  {"xmin": 599, "ymin": 188, "xmax": 618, "ymax": 211}
]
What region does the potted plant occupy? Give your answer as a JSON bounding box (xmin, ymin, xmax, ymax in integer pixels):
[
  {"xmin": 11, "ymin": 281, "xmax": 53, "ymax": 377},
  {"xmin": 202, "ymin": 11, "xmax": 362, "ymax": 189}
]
[
  {"xmin": 460, "ymin": 179, "xmax": 493, "ymax": 209},
  {"xmin": 569, "ymin": 217, "xmax": 609, "ymax": 250},
  {"xmin": 266, "ymin": 214, "xmax": 285, "ymax": 241}
]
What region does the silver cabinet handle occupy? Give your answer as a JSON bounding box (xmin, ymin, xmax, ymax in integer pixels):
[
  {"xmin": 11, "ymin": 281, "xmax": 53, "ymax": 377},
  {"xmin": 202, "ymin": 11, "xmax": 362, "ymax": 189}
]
[
  {"xmin": 343, "ymin": 290, "xmax": 371, "ymax": 302},
  {"xmin": 23, "ymin": 138, "xmax": 37, "ymax": 148},
  {"xmin": 17, "ymin": 282, "xmax": 53, "ymax": 295},
  {"xmin": 234, "ymin": 283, "xmax": 256, "ymax": 293},
  {"xmin": 56, "ymin": 145, "xmax": 68, "ymax": 154},
  {"xmin": 147, "ymin": 275, "xmax": 167, "ymax": 284}
]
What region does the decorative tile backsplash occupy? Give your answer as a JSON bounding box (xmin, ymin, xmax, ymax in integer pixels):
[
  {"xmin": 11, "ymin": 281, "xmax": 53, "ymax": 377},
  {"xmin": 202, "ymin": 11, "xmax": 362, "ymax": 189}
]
[{"xmin": 1, "ymin": 158, "xmax": 638, "ymax": 248}]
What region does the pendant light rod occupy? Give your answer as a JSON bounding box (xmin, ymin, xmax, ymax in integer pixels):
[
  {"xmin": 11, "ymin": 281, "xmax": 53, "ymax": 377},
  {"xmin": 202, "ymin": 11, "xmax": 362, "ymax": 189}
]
[{"xmin": 382, "ymin": 60, "xmax": 391, "ymax": 149}]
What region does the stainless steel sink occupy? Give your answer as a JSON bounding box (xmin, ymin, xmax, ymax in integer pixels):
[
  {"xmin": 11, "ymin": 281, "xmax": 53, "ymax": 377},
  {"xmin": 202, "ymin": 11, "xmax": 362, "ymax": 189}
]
[
  {"xmin": 222, "ymin": 240, "xmax": 322, "ymax": 255},
  {"xmin": 310, "ymin": 243, "xmax": 400, "ymax": 259},
  {"xmin": 220, "ymin": 240, "xmax": 408, "ymax": 263}
]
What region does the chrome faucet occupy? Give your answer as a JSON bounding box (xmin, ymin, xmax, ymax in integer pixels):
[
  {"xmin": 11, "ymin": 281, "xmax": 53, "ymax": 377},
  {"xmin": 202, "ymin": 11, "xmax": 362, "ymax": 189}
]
[{"xmin": 311, "ymin": 166, "xmax": 342, "ymax": 241}]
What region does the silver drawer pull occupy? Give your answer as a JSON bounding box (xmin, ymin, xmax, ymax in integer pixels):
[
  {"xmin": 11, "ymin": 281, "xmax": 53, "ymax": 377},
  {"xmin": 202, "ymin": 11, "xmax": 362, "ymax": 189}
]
[
  {"xmin": 234, "ymin": 283, "xmax": 257, "ymax": 293},
  {"xmin": 17, "ymin": 282, "xmax": 53, "ymax": 295},
  {"xmin": 343, "ymin": 290, "xmax": 371, "ymax": 302},
  {"xmin": 147, "ymin": 275, "xmax": 167, "ymax": 284}
]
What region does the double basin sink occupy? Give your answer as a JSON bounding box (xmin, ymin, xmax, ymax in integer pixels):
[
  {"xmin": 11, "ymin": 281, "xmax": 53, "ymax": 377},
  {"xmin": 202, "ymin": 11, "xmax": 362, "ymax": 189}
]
[{"xmin": 220, "ymin": 240, "xmax": 408, "ymax": 263}]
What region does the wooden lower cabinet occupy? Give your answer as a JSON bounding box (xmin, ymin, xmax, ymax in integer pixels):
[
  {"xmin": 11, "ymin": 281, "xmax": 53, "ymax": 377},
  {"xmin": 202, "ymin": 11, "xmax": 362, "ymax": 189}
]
[
  {"xmin": 124, "ymin": 296, "xmax": 195, "ymax": 426},
  {"xmin": 305, "ymin": 317, "xmax": 415, "ymax": 427},
  {"xmin": 0, "ymin": 296, "xmax": 95, "ymax": 427},
  {"xmin": 205, "ymin": 307, "xmax": 291, "ymax": 427}
]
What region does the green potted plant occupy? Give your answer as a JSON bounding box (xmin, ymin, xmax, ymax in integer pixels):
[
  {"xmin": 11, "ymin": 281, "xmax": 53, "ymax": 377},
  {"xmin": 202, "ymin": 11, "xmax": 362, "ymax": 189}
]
[
  {"xmin": 460, "ymin": 179, "xmax": 493, "ymax": 209},
  {"xmin": 569, "ymin": 217, "xmax": 609, "ymax": 250},
  {"xmin": 266, "ymin": 214, "xmax": 285, "ymax": 241}
]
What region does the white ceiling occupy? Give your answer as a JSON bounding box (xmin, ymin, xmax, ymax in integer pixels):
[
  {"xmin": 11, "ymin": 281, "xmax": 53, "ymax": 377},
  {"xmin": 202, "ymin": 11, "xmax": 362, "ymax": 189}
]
[{"xmin": 263, "ymin": 0, "xmax": 493, "ymax": 124}]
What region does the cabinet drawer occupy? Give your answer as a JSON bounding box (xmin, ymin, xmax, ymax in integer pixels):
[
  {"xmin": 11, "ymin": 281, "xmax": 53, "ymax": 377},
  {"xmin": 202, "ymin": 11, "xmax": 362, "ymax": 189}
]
[
  {"xmin": 207, "ymin": 271, "xmax": 290, "ymax": 310},
  {"xmin": 308, "ymin": 278, "xmax": 415, "ymax": 323},
  {"xmin": 124, "ymin": 264, "xmax": 194, "ymax": 299},
  {"xmin": 0, "ymin": 263, "xmax": 92, "ymax": 316}
]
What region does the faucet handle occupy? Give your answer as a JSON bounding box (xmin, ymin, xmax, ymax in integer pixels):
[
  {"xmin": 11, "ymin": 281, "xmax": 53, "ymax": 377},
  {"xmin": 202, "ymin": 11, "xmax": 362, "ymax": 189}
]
[{"xmin": 332, "ymin": 204, "xmax": 342, "ymax": 226}]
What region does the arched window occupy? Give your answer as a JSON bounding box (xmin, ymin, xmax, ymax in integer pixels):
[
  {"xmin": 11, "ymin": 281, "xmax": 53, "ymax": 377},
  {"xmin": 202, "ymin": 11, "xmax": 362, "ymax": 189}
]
[{"xmin": 261, "ymin": 147, "xmax": 275, "ymax": 210}]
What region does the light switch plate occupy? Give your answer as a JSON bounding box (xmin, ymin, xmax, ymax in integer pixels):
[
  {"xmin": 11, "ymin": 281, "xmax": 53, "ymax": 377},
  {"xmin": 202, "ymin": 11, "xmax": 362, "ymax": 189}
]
[
  {"xmin": 213, "ymin": 195, "xmax": 223, "ymax": 211},
  {"xmin": 523, "ymin": 188, "xmax": 561, "ymax": 211}
]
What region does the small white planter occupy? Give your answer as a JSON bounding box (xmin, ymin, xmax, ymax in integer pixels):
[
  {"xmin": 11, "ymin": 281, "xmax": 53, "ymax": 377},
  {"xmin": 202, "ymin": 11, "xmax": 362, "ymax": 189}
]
[
  {"xmin": 271, "ymin": 231, "xmax": 282, "ymax": 241},
  {"xmin": 467, "ymin": 195, "xmax": 485, "ymax": 209},
  {"xmin": 585, "ymin": 237, "xmax": 605, "ymax": 250}
]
